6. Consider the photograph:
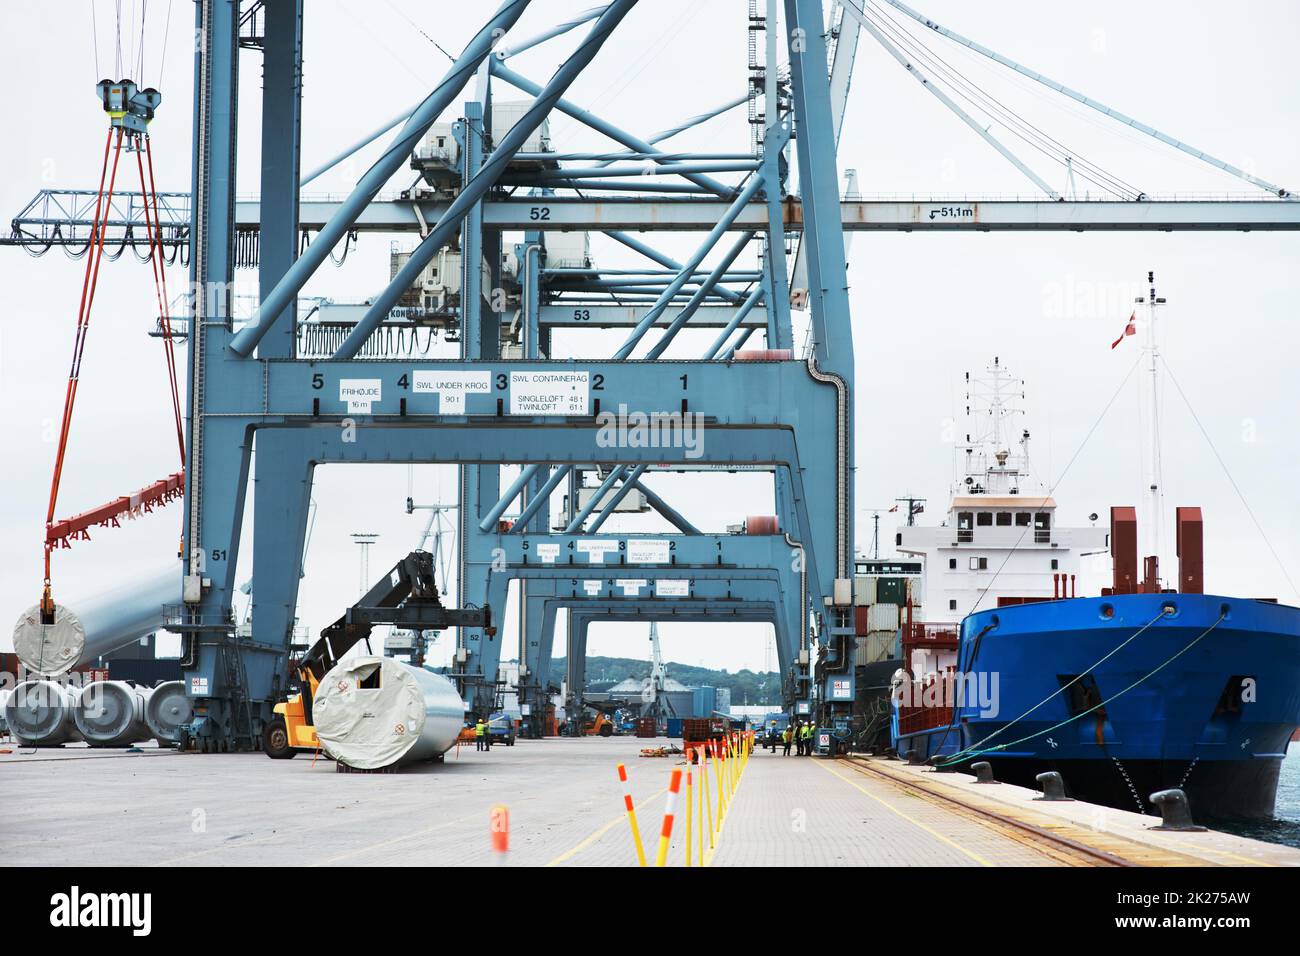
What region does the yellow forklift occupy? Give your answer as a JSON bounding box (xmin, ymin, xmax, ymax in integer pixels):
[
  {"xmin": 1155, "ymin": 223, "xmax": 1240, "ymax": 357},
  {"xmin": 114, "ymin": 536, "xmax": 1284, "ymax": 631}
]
[
  {"xmin": 576, "ymin": 698, "xmax": 630, "ymax": 737},
  {"xmin": 262, "ymin": 550, "xmax": 493, "ymax": 758}
]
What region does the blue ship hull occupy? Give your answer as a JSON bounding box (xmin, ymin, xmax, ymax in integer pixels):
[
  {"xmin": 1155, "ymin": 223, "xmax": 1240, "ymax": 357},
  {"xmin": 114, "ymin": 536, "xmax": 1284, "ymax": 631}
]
[{"xmin": 894, "ymin": 593, "xmax": 1300, "ymax": 820}]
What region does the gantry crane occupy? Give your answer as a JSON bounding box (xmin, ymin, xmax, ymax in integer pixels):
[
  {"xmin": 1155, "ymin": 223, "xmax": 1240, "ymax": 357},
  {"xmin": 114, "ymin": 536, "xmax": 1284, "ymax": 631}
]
[{"xmin": 6, "ymin": 1, "xmax": 1294, "ymax": 754}]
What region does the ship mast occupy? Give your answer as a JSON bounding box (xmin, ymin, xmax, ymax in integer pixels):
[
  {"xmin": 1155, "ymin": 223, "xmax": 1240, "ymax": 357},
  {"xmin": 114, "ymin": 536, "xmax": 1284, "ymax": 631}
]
[
  {"xmin": 1135, "ymin": 271, "xmax": 1167, "ymax": 587},
  {"xmin": 961, "ymin": 357, "xmax": 1028, "ymax": 497}
]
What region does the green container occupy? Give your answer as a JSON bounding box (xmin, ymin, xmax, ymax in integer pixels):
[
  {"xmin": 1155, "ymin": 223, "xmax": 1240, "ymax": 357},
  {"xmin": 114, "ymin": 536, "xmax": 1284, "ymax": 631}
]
[{"xmin": 876, "ymin": 577, "xmax": 907, "ymax": 606}]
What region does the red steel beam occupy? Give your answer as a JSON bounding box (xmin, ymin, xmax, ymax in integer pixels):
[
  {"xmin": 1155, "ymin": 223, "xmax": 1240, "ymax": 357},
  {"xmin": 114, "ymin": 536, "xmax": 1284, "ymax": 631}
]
[{"xmin": 46, "ymin": 471, "xmax": 184, "ymax": 549}]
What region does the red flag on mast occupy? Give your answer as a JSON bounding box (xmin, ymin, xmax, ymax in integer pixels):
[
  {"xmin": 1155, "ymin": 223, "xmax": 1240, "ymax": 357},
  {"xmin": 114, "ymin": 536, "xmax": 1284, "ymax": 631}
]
[{"xmin": 1110, "ymin": 312, "xmax": 1137, "ymax": 349}]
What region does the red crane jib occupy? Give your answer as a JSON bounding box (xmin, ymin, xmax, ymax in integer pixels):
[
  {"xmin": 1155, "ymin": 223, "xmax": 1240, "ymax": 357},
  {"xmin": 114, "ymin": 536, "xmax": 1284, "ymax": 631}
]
[{"xmin": 46, "ymin": 471, "xmax": 184, "ymax": 549}]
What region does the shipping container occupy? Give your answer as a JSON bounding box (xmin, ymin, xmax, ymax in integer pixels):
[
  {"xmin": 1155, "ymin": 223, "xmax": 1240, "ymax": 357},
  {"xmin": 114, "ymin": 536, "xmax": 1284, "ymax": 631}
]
[
  {"xmin": 876, "ymin": 577, "xmax": 907, "ymax": 605},
  {"xmin": 853, "ymin": 575, "xmax": 877, "ymax": 605},
  {"xmin": 666, "ymin": 718, "xmax": 683, "ymax": 738},
  {"xmin": 106, "ymin": 658, "xmax": 183, "ymax": 686},
  {"xmin": 855, "ymin": 631, "xmax": 899, "ymax": 666},
  {"xmin": 867, "ymin": 603, "xmax": 901, "ymax": 632},
  {"xmin": 682, "ymin": 717, "xmax": 726, "ymax": 752},
  {"xmin": 692, "ymin": 686, "xmax": 717, "ymax": 718}
]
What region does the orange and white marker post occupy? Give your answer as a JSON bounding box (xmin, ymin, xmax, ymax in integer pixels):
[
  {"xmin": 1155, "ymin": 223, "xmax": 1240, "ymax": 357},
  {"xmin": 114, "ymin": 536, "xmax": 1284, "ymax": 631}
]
[
  {"xmin": 616, "ymin": 763, "xmax": 648, "ymax": 867},
  {"xmin": 654, "ymin": 768, "xmax": 683, "ymax": 867},
  {"xmin": 684, "ymin": 750, "xmax": 694, "ymax": 868},
  {"xmin": 490, "ymin": 805, "xmax": 509, "ymax": 863}
]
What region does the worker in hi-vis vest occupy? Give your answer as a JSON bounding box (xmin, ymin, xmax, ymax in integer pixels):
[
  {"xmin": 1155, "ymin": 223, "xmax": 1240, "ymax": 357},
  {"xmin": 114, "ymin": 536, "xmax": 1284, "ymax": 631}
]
[
  {"xmin": 782, "ymin": 725, "xmax": 793, "ymax": 756},
  {"xmin": 475, "ymin": 718, "xmax": 488, "ymax": 752}
]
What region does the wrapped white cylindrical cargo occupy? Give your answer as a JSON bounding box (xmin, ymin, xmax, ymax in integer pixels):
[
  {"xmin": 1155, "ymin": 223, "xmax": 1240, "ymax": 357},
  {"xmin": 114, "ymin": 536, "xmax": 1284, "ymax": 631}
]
[
  {"xmin": 5, "ymin": 680, "xmax": 81, "ymax": 746},
  {"xmin": 11, "ymin": 568, "xmax": 179, "ymax": 677},
  {"xmin": 866, "ymin": 603, "xmax": 901, "ymax": 632},
  {"xmin": 313, "ymin": 656, "xmax": 464, "ymax": 770},
  {"xmin": 145, "ymin": 681, "xmax": 193, "ymax": 743},
  {"xmin": 73, "ymin": 680, "xmax": 150, "ymax": 747}
]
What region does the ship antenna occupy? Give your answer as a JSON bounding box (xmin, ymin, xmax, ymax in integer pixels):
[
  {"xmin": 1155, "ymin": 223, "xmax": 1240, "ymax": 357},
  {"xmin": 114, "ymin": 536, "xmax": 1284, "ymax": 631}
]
[{"xmin": 1135, "ymin": 270, "xmax": 1168, "ymax": 583}]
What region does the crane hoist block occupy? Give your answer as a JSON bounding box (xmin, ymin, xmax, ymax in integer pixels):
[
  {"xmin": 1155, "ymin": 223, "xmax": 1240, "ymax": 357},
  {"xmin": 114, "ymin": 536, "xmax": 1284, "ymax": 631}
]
[{"xmin": 95, "ymin": 79, "xmax": 161, "ymax": 134}]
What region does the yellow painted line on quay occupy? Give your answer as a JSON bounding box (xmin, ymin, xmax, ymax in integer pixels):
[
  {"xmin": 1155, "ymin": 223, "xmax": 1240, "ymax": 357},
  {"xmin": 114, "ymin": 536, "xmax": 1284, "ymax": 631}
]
[
  {"xmin": 814, "ymin": 758, "xmax": 996, "ymax": 867},
  {"xmin": 546, "ymin": 787, "xmax": 668, "ymax": 867}
]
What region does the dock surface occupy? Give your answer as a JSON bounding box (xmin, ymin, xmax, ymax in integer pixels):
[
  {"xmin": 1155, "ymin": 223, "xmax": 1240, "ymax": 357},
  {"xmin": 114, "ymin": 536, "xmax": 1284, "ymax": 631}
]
[{"xmin": 2, "ymin": 738, "xmax": 1296, "ymax": 866}]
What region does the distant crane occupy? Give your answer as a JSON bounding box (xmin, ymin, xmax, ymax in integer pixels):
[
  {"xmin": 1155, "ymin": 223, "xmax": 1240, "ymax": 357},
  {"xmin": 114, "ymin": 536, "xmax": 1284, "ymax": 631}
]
[
  {"xmin": 639, "ymin": 622, "xmax": 675, "ymax": 722},
  {"xmin": 405, "ymin": 497, "xmax": 458, "ymax": 596}
]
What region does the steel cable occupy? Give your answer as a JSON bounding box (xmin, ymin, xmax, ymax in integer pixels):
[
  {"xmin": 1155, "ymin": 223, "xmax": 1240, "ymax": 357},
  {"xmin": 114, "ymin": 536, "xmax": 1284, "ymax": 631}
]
[{"xmin": 936, "ymin": 611, "xmax": 1225, "ymax": 766}]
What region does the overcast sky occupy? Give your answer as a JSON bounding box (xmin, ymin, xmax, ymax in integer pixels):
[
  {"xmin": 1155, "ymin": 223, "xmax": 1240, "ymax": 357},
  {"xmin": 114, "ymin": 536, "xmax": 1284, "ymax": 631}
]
[{"xmin": 2, "ymin": 1, "xmax": 1297, "ymax": 677}]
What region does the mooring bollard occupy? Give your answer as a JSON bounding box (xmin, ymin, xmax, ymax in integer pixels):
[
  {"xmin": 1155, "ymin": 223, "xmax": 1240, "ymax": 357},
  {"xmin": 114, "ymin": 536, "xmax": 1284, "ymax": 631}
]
[
  {"xmin": 617, "ymin": 763, "xmax": 648, "ymax": 866},
  {"xmin": 905, "ymin": 749, "xmax": 922, "ymax": 765},
  {"xmin": 971, "ymin": 761, "xmax": 999, "ymax": 784},
  {"xmin": 1149, "ymin": 788, "xmax": 1207, "ymax": 831},
  {"xmin": 1034, "ymin": 771, "xmax": 1072, "ymax": 801},
  {"xmin": 490, "ymin": 805, "xmax": 509, "ymax": 863},
  {"xmin": 655, "ymin": 768, "xmax": 683, "ymax": 867}
]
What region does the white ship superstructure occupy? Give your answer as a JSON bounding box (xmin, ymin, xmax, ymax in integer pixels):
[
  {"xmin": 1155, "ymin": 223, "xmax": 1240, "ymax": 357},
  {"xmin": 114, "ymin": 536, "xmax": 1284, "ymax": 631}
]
[{"xmin": 896, "ymin": 358, "xmax": 1108, "ymax": 624}]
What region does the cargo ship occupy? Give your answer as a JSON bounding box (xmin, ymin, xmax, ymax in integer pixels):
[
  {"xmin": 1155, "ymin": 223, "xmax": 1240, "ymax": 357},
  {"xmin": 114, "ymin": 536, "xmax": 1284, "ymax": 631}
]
[{"xmin": 889, "ymin": 309, "xmax": 1300, "ymax": 820}]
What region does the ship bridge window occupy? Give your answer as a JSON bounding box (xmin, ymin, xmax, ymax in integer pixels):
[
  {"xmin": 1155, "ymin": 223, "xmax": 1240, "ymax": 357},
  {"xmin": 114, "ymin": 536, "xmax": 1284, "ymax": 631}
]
[
  {"xmin": 957, "ymin": 512, "xmax": 973, "ymax": 543},
  {"xmin": 1015, "ymin": 512, "xmax": 1031, "ymax": 527},
  {"xmin": 996, "ymin": 512, "xmax": 1012, "ymax": 526},
  {"xmin": 976, "ymin": 512, "xmax": 993, "ymax": 527},
  {"xmin": 1035, "ymin": 512, "xmax": 1051, "ymax": 543}
]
